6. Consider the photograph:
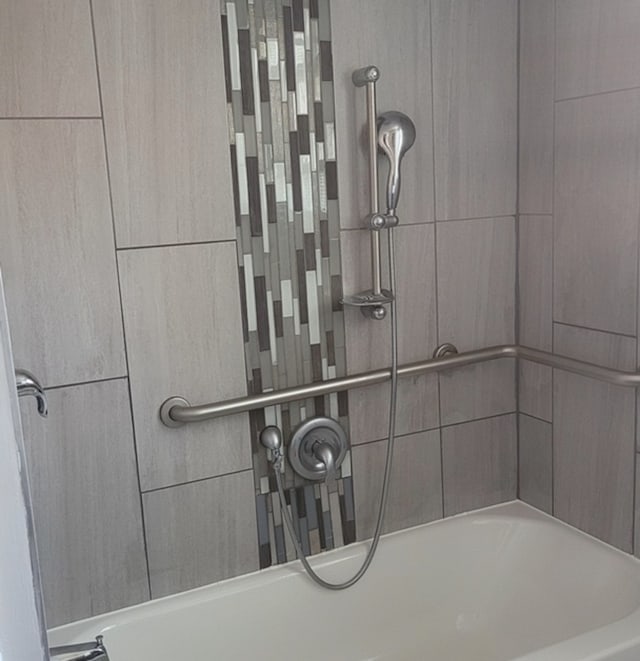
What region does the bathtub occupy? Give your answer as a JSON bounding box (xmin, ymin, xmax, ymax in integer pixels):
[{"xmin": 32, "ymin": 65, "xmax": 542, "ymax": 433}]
[{"xmin": 48, "ymin": 501, "xmax": 640, "ymax": 660}]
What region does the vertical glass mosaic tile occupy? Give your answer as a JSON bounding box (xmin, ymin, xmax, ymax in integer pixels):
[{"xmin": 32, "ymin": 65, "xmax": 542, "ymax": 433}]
[{"xmin": 221, "ymin": 0, "xmax": 355, "ymax": 567}]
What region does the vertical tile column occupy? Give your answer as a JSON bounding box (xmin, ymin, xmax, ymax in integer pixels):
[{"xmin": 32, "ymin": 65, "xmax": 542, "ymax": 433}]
[
  {"xmin": 220, "ymin": 0, "xmax": 355, "ymax": 567},
  {"xmin": 518, "ymin": 0, "xmax": 554, "ymax": 513},
  {"xmin": 0, "ymin": 0, "xmax": 149, "ymax": 626},
  {"xmin": 519, "ymin": 0, "xmax": 640, "ymax": 552}
]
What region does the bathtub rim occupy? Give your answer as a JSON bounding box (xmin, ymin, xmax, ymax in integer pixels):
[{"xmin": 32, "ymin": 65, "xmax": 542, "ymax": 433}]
[{"xmin": 48, "ymin": 499, "xmax": 640, "ymax": 661}]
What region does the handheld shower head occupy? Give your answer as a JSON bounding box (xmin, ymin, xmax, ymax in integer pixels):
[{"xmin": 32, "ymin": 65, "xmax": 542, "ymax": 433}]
[{"xmin": 377, "ymin": 111, "xmax": 416, "ymax": 217}]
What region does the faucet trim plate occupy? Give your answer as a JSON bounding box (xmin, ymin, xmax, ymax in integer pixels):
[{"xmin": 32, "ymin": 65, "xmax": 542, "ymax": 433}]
[{"xmin": 288, "ymin": 416, "xmax": 348, "ymax": 482}]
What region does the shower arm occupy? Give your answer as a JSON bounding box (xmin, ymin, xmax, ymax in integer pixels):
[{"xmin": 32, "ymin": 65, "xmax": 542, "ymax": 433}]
[{"xmin": 159, "ymin": 343, "xmax": 640, "ymax": 427}]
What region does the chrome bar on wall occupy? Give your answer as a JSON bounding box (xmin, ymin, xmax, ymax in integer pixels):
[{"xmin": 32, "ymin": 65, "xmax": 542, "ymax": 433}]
[
  {"xmin": 352, "ymin": 65, "xmax": 382, "ymax": 297},
  {"xmin": 159, "ymin": 344, "xmax": 640, "ymax": 427}
]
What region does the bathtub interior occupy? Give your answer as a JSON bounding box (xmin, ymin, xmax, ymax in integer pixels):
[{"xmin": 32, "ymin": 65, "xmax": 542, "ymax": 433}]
[{"xmin": 48, "ymin": 502, "xmax": 640, "ymax": 661}]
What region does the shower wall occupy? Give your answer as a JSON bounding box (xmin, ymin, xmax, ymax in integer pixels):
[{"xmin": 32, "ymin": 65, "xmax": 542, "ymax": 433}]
[
  {"xmin": 0, "ymin": 0, "xmax": 517, "ymax": 628},
  {"xmin": 518, "ymin": 0, "xmax": 640, "ymax": 555}
]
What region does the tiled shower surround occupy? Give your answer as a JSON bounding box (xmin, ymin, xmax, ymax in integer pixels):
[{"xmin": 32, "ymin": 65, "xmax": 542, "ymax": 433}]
[
  {"xmin": 220, "ymin": 0, "xmax": 354, "ymax": 566},
  {"xmin": 1, "ymin": 0, "xmax": 637, "ymax": 632}
]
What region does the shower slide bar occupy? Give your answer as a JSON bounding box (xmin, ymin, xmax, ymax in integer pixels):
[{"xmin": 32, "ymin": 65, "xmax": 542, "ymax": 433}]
[{"xmin": 159, "ymin": 344, "xmax": 640, "ymax": 427}]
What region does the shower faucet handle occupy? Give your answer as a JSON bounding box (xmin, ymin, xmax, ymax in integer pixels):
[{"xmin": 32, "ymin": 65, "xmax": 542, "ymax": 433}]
[{"xmin": 15, "ymin": 369, "xmax": 48, "ymax": 417}]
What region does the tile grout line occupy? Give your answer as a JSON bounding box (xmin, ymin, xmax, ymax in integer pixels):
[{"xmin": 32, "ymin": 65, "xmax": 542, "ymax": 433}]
[
  {"xmin": 0, "ymin": 116, "xmax": 103, "ymax": 121},
  {"xmin": 551, "ymin": 319, "xmax": 637, "ymax": 341},
  {"xmin": 515, "ymin": 0, "xmax": 522, "ymax": 502},
  {"xmin": 555, "ymin": 83, "xmax": 640, "ymax": 104},
  {"xmin": 116, "ymin": 238, "xmax": 239, "ymax": 252},
  {"xmin": 142, "ymin": 466, "xmax": 255, "ymax": 495},
  {"xmin": 88, "ymin": 0, "xmax": 153, "ymax": 600},
  {"xmin": 551, "ymin": 0, "xmax": 557, "ymax": 518},
  {"xmin": 427, "ymin": 0, "xmax": 446, "ymax": 521},
  {"xmin": 44, "ymin": 374, "xmax": 128, "ymax": 392}
]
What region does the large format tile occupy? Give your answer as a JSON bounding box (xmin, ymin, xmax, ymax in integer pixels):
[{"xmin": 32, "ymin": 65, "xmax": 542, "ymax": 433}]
[
  {"xmin": 553, "ymin": 325, "xmax": 635, "ymax": 552},
  {"xmin": 519, "ymin": 361, "xmax": 552, "ymax": 422},
  {"xmin": 636, "ymin": 454, "xmax": 640, "ymax": 558},
  {"xmin": 519, "ymin": 0, "xmax": 554, "ymax": 214},
  {"xmin": 554, "ymin": 90, "xmax": 640, "ymax": 335},
  {"xmin": 0, "ymin": 0, "xmax": 100, "ymax": 117},
  {"xmin": 341, "ymin": 224, "xmax": 439, "ymax": 441},
  {"xmin": 439, "ymin": 360, "xmax": 516, "ymax": 426},
  {"xmin": 143, "ymin": 470, "xmax": 258, "ymax": 598},
  {"xmin": 442, "ymin": 414, "xmax": 517, "ymax": 516},
  {"xmin": 556, "ymin": 0, "xmax": 640, "ymax": 100},
  {"xmin": 437, "ymin": 217, "xmax": 516, "ymax": 424},
  {"xmin": 331, "ymin": 0, "xmax": 434, "ymax": 227},
  {"xmin": 519, "ymin": 414, "xmax": 552, "ymax": 514},
  {"xmin": 519, "ymin": 215, "xmax": 552, "ymax": 351},
  {"xmin": 20, "ymin": 380, "xmax": 149, "ymax": 627},
  {"xmin": 348, "ymin": 374, "xmax": 439, "ymax": 446},
  {"xmin": 554, "ymin": 323, "xmax": 636, "ymax": 370},
  {"xmin": 352, "ymin": 430, "xmax": 442, "ymax": 540},
  {"xmin": 437, "ymin": 217, "xmax": 515, "ymax": 348},
  {"xmin": 342, "ymin": 224, "xmax": 438, "ymax": 372},
  {"xmin": 92, "ymin": 0, "xmax": 235, "ymax": 247},
  {"xmin": 432, "ymin": 0, "xmax": 517, "ymax": 220},
  {"xmin": 0, "ymin": 120, "xmax": 126, "ymax": 387},
  {"xmin": 118, "ymin": 243, "xmax": 251, "ymax": 490}
]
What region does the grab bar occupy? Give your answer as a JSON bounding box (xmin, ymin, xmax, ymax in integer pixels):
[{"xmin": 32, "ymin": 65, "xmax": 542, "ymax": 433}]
[
  {"xmin": 160, "ymin": 343, "xmax": 640, "ymax": 427},
  {"xmin": 49, "ymin": 636, "xmax": 109, "ymax": 660}
]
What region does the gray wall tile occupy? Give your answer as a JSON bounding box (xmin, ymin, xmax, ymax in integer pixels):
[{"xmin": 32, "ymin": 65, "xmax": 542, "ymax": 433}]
[
  {"xmin": 0, "ymin": 0, "xmax": 100, "ymax": 117},
  {"xmin": 442, "ymin": 414, "xmax": 517, "ymax": 516},
  {"xmin": 553, "ymin": 325, "xmax": 635, "ymax": 552},
  {"xmin": 349, "ymin": 375, "xmax": 439, "ymax": 445},
  {"xmin": 519, "ymin": 0, "xmax": 554, "ymax": 214},
  {"xmin": 342, "ymin": 224, "xmax": 438, "ymax": 373},
  {"xmin": 143, "ymin": 470, "xmax": 258, "ymax": 598},
  {"xmin": 519, "ymin": 215, "xmax": 553, "ymax": 351},
  {"xmin": 21, "ymin": 380, "xmax": 149, "ymax": 627},
  {"xmin": 519, "ymin": 361, "xmax": 552, "ymax": 422},
  {"xmin": 0, "ymin": 120, "xmax": 126, "ymax": 387},
  {"xmin": 556, "ymin": 0, "xmax": 640, "ymax": 100},
  {"xmin": 437, "ymin": 217, "xmax": 516, "ymax": 348},
  {"xmin": 432, "ymin": 0, "xmax": 517, "ymax": 220},
  {"xmin": 440, "ymin": 360, "xmax": 516, "ymax": 426},
  {"xmin": 519, "ymin": 413, "xmax": 552, "ymax": 514},
  {"xmin": 554, "ymin": 322, "xmax": 636, "ymax": 370},
  {"xmin": 437, "ymin": 217, "xmax": 516, "ymax": 424},
  {"xmin": 635, "ymin": 454, "xmax": 640, "ymax": 557},
  {"xmin": 331, "ymin": 0, "xmax": 434, "ymax": 227},
  {"xmin": 118, "ymin": 243, "xmax": 251, "ymax": 490},
  {"xmin": 352, "ymin": 430, "xmax": 442, "ymax": 540},
  {"xmin": 92, "ymin": 0, "xmax": 235, "ymax": 247},
  {"xmin": 554, "ymin": 90, "xmax": 640, "ymax": 335}
]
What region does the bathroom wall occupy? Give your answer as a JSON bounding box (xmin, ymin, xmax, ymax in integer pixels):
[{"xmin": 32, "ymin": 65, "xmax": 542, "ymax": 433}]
[
  {"xmin": 518, "ymin": 0, "xmax": 640, "ymax": 554},
  {"xmin": 0, "ymin": 0, "xmax": 518, "ymax": 627}
]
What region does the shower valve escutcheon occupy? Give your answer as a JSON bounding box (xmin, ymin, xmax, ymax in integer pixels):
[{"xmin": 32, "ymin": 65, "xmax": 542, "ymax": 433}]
[{"xmin": 260, "ymin": 417, "xmax": 348, "ymax": 483}]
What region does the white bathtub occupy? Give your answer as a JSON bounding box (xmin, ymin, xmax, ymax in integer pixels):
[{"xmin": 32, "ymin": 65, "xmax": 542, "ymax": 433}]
[{"xmin": 49, "ymin": 501, "xmax": 640, "ymax": 660}]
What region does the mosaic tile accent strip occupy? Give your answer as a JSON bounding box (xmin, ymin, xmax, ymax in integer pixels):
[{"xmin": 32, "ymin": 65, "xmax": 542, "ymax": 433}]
[{"xmin": 221, "ymin": 0, "xmax": 355, "ymax": 568}]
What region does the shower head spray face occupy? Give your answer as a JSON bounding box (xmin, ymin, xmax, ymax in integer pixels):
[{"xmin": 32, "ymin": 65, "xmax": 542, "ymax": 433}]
[{"xmin": 377, "ymin": 111, "xmax": 416, "ymax": 217}]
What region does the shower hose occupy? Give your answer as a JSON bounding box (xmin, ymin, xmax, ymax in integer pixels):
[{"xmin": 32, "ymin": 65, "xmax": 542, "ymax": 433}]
[{"xmin": 270, "ymin": 227, "xmax": 399, "ymax": 589}]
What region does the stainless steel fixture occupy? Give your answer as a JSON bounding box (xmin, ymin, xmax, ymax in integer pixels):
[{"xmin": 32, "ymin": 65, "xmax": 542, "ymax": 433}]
[
  {"xmin": 160, "ymin": 343, "xmax": 640, "ymax": 427},
  {"xmin": 49, "ymin": 636, "xmax": 109, "ymax": 660},
  {"xmin": 15, "ymin": 369, "xmax": 47, "ymax": 417},
  {"xmin": 377, "ymin": 111, "xmax": 416, "ymax": 219},
  {"xmin": 287, "ymin": 416, "xmax": 348, "ymax": 483},
  {"xmin": 342, "ymin": 64, "xmax": 392, "ymax": 319}
]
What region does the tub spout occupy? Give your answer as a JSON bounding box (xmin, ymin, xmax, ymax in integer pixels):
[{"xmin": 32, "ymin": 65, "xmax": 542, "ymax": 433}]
[{"xmin": 49, "ymin": 636, "xmax": 109, "ymax": 660}]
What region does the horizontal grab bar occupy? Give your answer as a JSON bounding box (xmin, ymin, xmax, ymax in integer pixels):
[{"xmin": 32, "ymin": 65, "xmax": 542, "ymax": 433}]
[{"xmin": 159, "ymin": 344, "xmax": 640, "ymax": 427}]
